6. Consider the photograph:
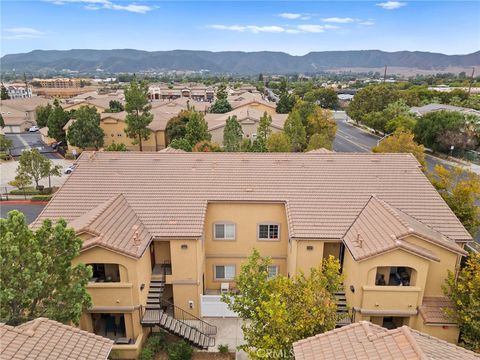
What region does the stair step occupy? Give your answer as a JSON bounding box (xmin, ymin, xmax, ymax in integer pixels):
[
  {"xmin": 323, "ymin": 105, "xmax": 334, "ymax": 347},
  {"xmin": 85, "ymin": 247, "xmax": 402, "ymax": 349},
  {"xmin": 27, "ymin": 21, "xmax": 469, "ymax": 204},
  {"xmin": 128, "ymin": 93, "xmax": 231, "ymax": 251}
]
[
  {"xmin": 164, "ymin": 316, "xmax": 173, "ymax": 329},
  {"xmin": 179, "ymin": 324, "xmax": 187, "ymax": 337},
  {"xmin": 160, "ymin": 313, "xmax": 168, "ymax": 326},
  {"xmin": 149, "ymin": 288, "xmax": 164, "ymax": 292},
  {"xmin": 188, "ymin": 329, "xmax": 197, "ymax": 342}
]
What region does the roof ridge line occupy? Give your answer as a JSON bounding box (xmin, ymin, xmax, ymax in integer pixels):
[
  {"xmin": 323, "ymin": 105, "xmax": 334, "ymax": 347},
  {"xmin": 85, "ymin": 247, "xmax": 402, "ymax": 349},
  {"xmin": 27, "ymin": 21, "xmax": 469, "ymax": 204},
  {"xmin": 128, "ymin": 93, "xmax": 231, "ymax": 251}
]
[{"xmin": 399, "ymin": 326, "xmax": 429, "ymax": 360}]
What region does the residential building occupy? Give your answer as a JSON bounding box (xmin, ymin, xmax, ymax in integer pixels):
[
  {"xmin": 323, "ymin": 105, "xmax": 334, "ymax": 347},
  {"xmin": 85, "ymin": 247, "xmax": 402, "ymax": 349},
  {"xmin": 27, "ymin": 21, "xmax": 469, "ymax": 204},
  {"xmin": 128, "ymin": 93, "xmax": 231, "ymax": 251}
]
[
  {"xmin": 228, "ymin": 93, "xmax": 277, "ymax": 116},
  {"xmin": 5, "ymin": 84, "xmax": 32, "ymax": 99},
  {"xmin": 33, "ymin": 78, "xmax": 83, "ymax": 88},
  {"xmin": 0, "ymin": 317, "xmax": 113, "ymax": 360},
  {"xmin": 32, "ymin": 152, "xmax": 471, "ymax": 358},
  {"xmin": 293, "ymin": 321, "xmax": 478, "ymax": 360},
  {"xmin": 0, "ymin": 97, "xmax": 51, "ymax": 133},
  {"xmin": 148, "ymin": 85, "xmax": 215, "ymax": 102},
  {"xmin": 204, "ymin": 107, "xmax": 287, "ymax": 143}
]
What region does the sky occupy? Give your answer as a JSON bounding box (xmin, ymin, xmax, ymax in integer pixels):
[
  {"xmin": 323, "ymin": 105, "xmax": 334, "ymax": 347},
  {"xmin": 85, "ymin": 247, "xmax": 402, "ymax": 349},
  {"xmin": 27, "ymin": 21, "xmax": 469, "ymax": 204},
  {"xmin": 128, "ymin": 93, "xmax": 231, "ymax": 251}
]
[{"xmin": 1, "ymin": 0, "xmax": 479, "ymax": 56}]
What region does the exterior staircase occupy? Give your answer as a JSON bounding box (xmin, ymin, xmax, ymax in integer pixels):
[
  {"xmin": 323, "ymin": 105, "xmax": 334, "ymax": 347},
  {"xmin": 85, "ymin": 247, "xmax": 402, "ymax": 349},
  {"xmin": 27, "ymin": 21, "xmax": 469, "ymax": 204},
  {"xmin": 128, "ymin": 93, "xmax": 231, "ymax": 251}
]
[
  {"xmin": 141, "ymin": 278, "xmax": 216, "ymax": 350},
  {"xmin": 335, "ymin": 290, "xmax": 352, "ymax": 327}
]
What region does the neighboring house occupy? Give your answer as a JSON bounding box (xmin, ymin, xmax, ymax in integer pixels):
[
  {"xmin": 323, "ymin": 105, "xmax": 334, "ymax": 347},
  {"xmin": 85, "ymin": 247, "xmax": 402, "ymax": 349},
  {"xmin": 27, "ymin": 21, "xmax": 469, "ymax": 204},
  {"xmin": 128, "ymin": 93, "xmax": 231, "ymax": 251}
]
[
  {"xmin": 62, "ymin": 98, "xmax": 115, "ymax": 113},
  {"xmin": 0, "ymin": 317, "xmax": 113, "ymax": 360},
  {"xmin": 32, "ymin": 152, "xmax": 472, "ymax": 358},
  {"xmin": 293, "ymin": 321, "xmax": 478, "ymax": 360},
  {"xmin": 6, "ymin": 84, "xmax": 32, "ymax": 99},
  {"xmin": 205, "ymin": 107, "xmax": 287, "ymax": 144},
  {"xmin": 410, "ymin": 103, "xmax": 480, "ymax": 117},
  {"xmin": 33, "ymin": 78, "xmax": 83, "ymax": 88},
  {"xmin": 0, "ymin": 97, "xmax": 51, "ymax": 133},
  {"xmin": 149, "ymin": 85, "xmax": 214, "ymax": 102},
  {"xmin": 229, "ymin": 95, "xmax": 277, "ymax": 116}
]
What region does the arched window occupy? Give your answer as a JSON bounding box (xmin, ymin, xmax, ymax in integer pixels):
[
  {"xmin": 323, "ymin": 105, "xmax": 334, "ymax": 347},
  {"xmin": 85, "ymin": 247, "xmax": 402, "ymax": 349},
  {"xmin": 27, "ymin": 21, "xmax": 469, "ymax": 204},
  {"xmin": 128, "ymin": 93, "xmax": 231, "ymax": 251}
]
[{"xmin": 375, "ymin": 266, "xmax": 416, "ymax": 286}]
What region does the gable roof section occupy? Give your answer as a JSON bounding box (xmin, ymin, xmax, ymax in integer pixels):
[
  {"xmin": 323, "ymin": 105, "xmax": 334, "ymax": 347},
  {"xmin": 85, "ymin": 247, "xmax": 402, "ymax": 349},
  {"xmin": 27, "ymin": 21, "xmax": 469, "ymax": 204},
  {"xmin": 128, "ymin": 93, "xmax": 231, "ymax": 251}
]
[
  {"xmin": 343, "ymin": 196, "xmax": 466, "ymax": 262},
  {"xmin": 34, "ymin": 152, "xmax": 472, "ymax": 242},
  {"xmin": 205, "ymin": 107, "xmax": 287, "ymax": 131},
  {"xmin": 0, "ymin": 317, "xmax": 113, "ymax": 360},
  {"xmin": 69, "ymin": 193, "xmax": 153, "ymax": 258},
  {"xmin": 293, "ymin": 321, "xmax": 478, "ymax": 360}
]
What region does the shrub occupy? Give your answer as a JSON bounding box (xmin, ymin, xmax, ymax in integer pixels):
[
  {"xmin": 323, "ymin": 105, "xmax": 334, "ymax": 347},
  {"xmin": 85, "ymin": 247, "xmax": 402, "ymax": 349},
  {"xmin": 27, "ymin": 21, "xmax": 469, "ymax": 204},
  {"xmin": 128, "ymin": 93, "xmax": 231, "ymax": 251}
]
[
  {"xmin": 0, "ymin": 152, "xmax": 12, "ymax": 161},
  {"xmin": 31, "ymin": 195, "xmax": 52, "ymax": 202},
  {"xmin": 145, "ymin": 332, "xmax": 166, "ymax": 352},
  {"xmin": 218, "ymin": 344, "xmax": 229, "ymax": 354},
  {"xmin": 137, "ymin": 347, "xmax": 154, "ymax": 360},
  {"xmin": 10, "ymin": 187, "xmax": 54, "ymax": 195},
  {"xmin": 64, "ymin": 151, "xmax": 75, "ymax": 160},
  {"xmin": 167, "ymin": 340, "xmax": 193, "ymax": 360}
]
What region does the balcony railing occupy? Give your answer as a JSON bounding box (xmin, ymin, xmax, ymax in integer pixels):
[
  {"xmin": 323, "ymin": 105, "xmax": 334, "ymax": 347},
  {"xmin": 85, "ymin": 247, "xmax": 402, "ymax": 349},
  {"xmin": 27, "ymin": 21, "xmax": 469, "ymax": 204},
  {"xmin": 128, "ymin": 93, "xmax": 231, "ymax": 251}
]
[{"xmin": 361, "ymin": 285, "xmax": 421, "ymax": 312}]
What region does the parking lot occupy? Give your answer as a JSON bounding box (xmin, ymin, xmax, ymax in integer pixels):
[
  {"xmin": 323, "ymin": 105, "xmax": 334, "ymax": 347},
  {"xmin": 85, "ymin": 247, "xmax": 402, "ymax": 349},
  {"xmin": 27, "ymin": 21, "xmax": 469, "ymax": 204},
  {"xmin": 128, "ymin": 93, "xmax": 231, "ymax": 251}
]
[{"xmin": 5, "ymin": 132, "xmax": 60, "ymax": 159}]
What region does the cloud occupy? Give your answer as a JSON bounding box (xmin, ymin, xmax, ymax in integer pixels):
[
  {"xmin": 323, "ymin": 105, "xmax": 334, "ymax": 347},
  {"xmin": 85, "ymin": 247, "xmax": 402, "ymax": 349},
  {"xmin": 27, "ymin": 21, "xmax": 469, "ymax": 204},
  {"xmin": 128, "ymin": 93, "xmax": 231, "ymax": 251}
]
[
  {"xmin": 209, "ymin": 25, "xmax": 285, "ymax": 33},
  {"xmin": 376, "ymin": 1, "xmax": 406, "ymax": 10},
  {"xmin": 3, "ymin": 27, "xmax": 47, "ymax": 40},
  {"xmin": 278, "ymin": 12, "xmax": 311, "ymax": 20},
  {"xmin": 322, "ymin": 17, "xmax": 354, "ymax": 23},
  {"xmin": 46, "ymin": 0, "xmax": 153, "ymax": 13},
  {"xmin": 209, "ymin": 23, "xmax": 340, "ymax": 34},
  {"xmin": 358, "ymin": 20, "xmax": 375, "ymax": 26}
]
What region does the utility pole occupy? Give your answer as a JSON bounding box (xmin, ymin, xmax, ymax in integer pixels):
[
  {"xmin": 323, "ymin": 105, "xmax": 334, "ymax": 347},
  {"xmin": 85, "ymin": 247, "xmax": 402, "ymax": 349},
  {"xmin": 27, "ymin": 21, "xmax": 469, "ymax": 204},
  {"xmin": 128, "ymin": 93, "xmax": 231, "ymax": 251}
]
[
  {"xmin": 383, "ymin": 65, "xmax": 387, "ymax": 83},
  {"xmin": 468, "ymin": 67, "xmax": 475, "ymax": 95}
]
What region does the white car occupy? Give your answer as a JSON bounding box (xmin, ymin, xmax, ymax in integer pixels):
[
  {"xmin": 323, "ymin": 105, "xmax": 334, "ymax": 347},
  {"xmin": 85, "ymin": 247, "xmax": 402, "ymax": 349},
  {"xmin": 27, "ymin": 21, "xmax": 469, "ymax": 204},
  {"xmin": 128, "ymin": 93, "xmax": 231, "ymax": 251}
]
[
  {"xmin": 64, "ymin": 164, "xmax": 76, "ymax": 174},
  {"xmin": 28, "ymin": 126, "xmax": 39, "ymax": 132}
]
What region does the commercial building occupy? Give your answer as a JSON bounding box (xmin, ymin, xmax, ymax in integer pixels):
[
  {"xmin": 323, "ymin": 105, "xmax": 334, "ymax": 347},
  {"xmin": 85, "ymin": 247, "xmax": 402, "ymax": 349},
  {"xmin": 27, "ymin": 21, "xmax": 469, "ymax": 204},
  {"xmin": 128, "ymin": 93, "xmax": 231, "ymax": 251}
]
[{"xmin": 33, "ymin": 152, "xmax": 471, "ymax": 358}]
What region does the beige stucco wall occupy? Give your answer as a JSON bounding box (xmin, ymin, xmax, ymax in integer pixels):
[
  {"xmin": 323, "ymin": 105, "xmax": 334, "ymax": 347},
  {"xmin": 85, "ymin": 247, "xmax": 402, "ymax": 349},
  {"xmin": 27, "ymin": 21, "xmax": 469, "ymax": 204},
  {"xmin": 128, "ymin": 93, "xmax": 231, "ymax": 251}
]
[
  {"xmin": 209, "ymin": 121, "xmax": 281, "ymax": 145},
  {"xmin": 203, "ymin": 202, "xmax": 288, "ymax": 290}
]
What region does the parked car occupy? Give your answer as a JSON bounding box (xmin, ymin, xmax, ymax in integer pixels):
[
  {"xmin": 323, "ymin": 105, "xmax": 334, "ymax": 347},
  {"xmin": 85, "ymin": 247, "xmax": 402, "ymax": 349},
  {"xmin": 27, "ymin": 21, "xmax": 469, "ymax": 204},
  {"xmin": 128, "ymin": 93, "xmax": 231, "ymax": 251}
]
[
  {"xmin": 28, "ymin": 126, "xmax": 39, "ymax": 132},
  {"xmin": 64, "ymin": 164, "xmax": 76, "ymax": 174},
  {"xmin": 51, "ymin": 141, "xmax": 63, "ymax": 150}
]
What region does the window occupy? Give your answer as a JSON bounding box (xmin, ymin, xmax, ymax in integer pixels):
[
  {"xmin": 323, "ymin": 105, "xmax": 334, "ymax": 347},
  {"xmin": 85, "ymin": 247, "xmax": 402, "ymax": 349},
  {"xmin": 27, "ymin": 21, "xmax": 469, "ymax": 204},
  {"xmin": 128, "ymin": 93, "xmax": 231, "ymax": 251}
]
[
  {"xmin": 258, "ymin": 224, "xmax": 280, "ymax": 240},
  {"xmin": 267, "ymin": 265, "xmax": 279, "ymax": 279},
  {"xmin": 214, "ymin": 223, "xmax": 236, "ymax": 240},
  {"xmin": 215, "ymin": 265, "xmax": 235, "ymax": 280}
]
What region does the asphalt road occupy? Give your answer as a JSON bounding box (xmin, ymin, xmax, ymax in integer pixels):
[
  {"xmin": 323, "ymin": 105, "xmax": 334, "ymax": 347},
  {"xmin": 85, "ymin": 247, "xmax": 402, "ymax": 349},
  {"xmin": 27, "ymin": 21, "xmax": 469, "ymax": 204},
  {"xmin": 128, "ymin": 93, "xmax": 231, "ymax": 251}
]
[
  {"xmin": 332, "ymin": 111, "xmax": 454, "ymax": 173},
  {"xmin": 1, "ymin": 203, "xmax": 46, "ymax": 223},
  {"xmin": 5, "ymin": 132, "xmax": 61, "ymax": 159}
]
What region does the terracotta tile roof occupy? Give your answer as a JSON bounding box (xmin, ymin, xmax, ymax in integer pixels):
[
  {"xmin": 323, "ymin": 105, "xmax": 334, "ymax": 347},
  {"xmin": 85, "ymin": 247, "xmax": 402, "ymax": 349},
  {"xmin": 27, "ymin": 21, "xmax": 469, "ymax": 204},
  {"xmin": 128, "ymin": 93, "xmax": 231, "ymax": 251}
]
[
  {"xmin": 69, "ymin": 193, "xmax": 153, "ymax": 258},
  {"xmin": 419, "ymin": 297, "xmax": 457, "ymax": 325},
  {"xmin": 0, "ymin": 317, "xmax": 113, "ymax": 360},
  {"xmin": 33, "ymin": 152, "xmax": 472, "ymax": 243},
  {"xmin": 0, "ymin": 97, "xmax": 51, "ymax": 112},
  {"xmin": 204, "ymin": 107, "xmax": 287, "ymax": 131},
  {"xmin": 158, "ymin": 147, "xmax": 187, "ymax": 153},
  {"xmin": 230, "ymin": 97, "xmax": 276, "ymax": 110},
  {"xmin": 343, "ymin": 196, "xmax": 466, "ymax": 262},
  {"xmin": 293, "ymin": 321, "xmax": 478, "ymax": 360}
]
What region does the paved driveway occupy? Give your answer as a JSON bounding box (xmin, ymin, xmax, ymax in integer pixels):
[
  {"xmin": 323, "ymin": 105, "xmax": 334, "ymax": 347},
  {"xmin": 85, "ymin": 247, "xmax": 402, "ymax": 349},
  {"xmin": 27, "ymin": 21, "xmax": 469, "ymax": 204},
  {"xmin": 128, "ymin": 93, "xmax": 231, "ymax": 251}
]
[
  {"xmin": 1, "ymin": 203, "xmax": 46, "ymax": 223},
  {"xmin": 6, "ymin": 132, "xmax": 60, "ymax": 159}
]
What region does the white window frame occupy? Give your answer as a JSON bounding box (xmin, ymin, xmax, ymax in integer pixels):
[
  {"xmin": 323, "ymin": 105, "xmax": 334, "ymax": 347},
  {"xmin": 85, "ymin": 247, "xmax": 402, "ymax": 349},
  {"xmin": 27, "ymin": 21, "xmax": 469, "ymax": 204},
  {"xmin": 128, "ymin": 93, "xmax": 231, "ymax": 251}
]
[
  {"xmin": 214, "ymin": 265, "xmax": 236, "ymax": 281},
  {"xmin": 213, "ymin": 223, "xmax": 236, "ymax": 240},
  {"xmin": 258, "ymin": 223, "xmax": 280, "ymax": 241},
  {"xmin": 267, "ymin": 265, "xmax": 279, "ymax": 279}
]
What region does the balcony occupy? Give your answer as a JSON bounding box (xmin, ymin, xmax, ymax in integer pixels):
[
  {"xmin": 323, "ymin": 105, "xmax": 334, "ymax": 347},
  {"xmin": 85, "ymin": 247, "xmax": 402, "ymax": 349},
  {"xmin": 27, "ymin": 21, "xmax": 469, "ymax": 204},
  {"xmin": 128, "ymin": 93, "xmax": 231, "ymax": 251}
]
[
  {"xmin": 361, "ymin": 285, "xmax": 422, "ymax": 313},
  {"xmin": 87, "ymin": 282, "xmax": 134, "ymax": 307}
]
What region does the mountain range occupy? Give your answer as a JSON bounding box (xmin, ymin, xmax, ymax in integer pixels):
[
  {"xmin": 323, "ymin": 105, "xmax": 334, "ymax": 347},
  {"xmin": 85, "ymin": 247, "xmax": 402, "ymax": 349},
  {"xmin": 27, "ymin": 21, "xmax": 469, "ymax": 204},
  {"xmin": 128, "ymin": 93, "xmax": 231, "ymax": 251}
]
[{"xmin": 1, "ymin": 49, "xmax": 479, "ymax": 74}]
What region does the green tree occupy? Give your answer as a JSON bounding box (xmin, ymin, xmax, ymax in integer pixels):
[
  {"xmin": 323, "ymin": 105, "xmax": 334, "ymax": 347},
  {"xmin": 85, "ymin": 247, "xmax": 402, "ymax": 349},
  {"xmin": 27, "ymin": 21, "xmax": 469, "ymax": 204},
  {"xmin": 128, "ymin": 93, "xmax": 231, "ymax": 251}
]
[
  {"xmin": 169, "ymin": 138, "xmax": 193, "ymax": 152},
  {"xmin": 209, "ymin": 99, "xmax": 232, "ymax": 114},
  {"xmin": 346, "ymin": 85, "xmax": 399, "ymax": 124},
  {"xmin": 276, "ymin": 93, "xmax": 296, "ymax": 114},
  {"xmin": 0, "ymin": 135, "xmax": 13, "ymax": 153},
  {"xmin": 304, "ymin": 88, "xmax": 339, "ymax": 109},
  {"xmin": 372, "ymin": 128, "xmax": 426, "ymax": 167},
  {"xmin": 414, "ymin": 111, "xmax": 466, "ymax": 152},
  {"xmin": 223, "ymin": 116, "xmax": 243, "ymax": 152},
  {"xmin": 385, "ymin": 114, "xmax": 417, "ymax": 133},
  {"xmin": 166, "ymin": 110, "xmax": 191, "ymax": 144},
  {"xmin": 192, "ymin": 140, "xmax": 222, "ymax": 152},
  {"xmin": 47, "ymin": 99, "xmax": 69, "ymax": 143},
  {"xmin": 16, "ymin": 149, "xmax": 54, "ymax": 189},
  {"xmin": 222, "ymin": 249, "xmax": 343, "ymax": 359},
  {"xmin": 429, "ymin": 165, "xmax": 480, "ymax": 236},
  {"xmin": 0, "ymin": 84, "xmax": 10, "ymax": 100},
  {"xmin": 306, "ymin": 107, "xmax": 337, "ymax": 144},
  {"xmin": 267, "ymin": 132, "xmax": 291, "ymax": 152},
  {"xmin": 252, "ymin": 112, "xmax": 272, "ymax": 152},
  {"xmin": 124, "ymin": 78, "xmax": 153, "ymax": 151},
  {"xmin": 105, "ymin": 142, "xmax": 128, "ymax": 151},
  {"xmin": 284, "ymin": 111, "xmax": 307, "ymax": 152},
  {"xmin": 107, "ymin": 100, "xmax": 124, "ymax": 113},
  {"xmin": 0, "ymin": 211, "xmax": 92, "ymax": 325},
  {"xmin": 67, "ymin": 106, "xmax": 105, "ymax": 150},
  {"xmin": 36, "ymin": 103, "xmax": 53, "ymax": 128},
  {"xmin": 0, "ymin": 114, "xmax": 4, "ymax": 128},
  {"xmin": 306, "ymin": 133, "xmax": 333, "ymax": 151},
  {"xmin": 185, "ymin": 111, "xmax": 211, "ymax": 147},
  {"xmin": 443, "ymin": 252, "xmax": 480, "ymax": 353},
  {"xmin": 216, "ymin": 83, "xmax": 228, "ymax": 100},
  {"xmin": 8, "ymin": 173, "xmax": 31, "ymax": 199}
]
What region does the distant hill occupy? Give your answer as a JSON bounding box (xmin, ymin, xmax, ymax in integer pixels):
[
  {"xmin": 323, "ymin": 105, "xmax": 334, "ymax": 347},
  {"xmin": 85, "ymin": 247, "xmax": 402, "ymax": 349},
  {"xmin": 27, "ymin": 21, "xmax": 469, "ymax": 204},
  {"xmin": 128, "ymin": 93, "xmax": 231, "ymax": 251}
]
[{"xmin": 1, "ymin": 49, "xmax": 479, "ymax": 74}]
